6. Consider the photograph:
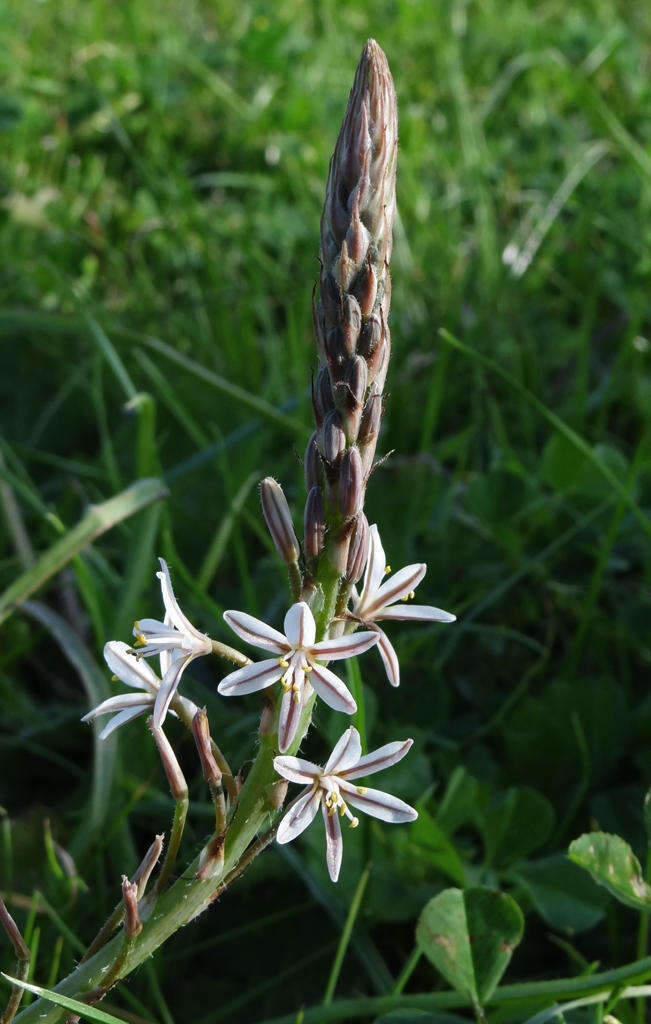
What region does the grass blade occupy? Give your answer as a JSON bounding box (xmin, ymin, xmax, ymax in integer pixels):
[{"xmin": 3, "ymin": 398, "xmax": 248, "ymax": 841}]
[
  {"xmin": 323, "ymin": 863, "xmax": 371, "ymax": 1005},
  {"xmin": 1, "ymin": 975, "xmax": 128, "ymax": 1024}
]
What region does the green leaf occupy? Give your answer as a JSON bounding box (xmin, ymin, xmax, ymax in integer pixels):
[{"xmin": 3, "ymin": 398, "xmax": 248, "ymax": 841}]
[
  {"xmin": 410, "ymin": 808, "xmax": 467, "ymax": 886},
  {"xmin": 415, "ymin": 887, "xmax": 524, "ymax": 1005},
  {"xmin": 481, "ymin": 787, "xmax": 555, "ymax": 868},
  {"xmin": 373, "ymin": 1013, "xmax": 469, "ymax": 1023},
  {"xmin": 568, "ymin": 831, "xmax": 651, "ymax": 909},
  {"xmin": 0, "ymin": 477, "xmax": 168, "ymax": 626},
  {"xmin": 511, "ymin": 854, "xmax": 608, "ymax": 933},
  {"xmin": 1, "ymin": 975, "xmax": 125, "ymax": 1023}
]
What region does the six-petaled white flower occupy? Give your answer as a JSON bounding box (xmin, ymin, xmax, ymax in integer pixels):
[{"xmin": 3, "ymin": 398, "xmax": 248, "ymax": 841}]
[
  {"xmin": 218, "ymin": 602, "xmax": 378, "ymax": 753},
  {"xmin": 132, "ymin": 558, "xmax": 212, "ymax": 727},
  {"xmin": 82, "ymin": 641, "xmax": 198, "ymax": 739},
  {"xmin": 350, "ymin": 524, "xmax": 456, "ymax": 687},
  {"xmin": 274, "ymin": 726, "xmax": 417, "ymax": 882}
]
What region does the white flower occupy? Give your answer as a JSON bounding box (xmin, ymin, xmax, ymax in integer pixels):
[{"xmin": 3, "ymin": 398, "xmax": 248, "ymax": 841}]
[
  {"xmin": 218, "ymin": 602, "xmax": 378, "ymax": 753},
  {"xmin": 350, "ymin": 524, "xmax": 456, "ymax": 687},
  {"xmin": 132, "ymin": 558, "xmax": 212, "ymax": 727},
  {"xmin": 274, "ymin": 726, "xmax": 417, "ymax": 882},
  {"xmin": 82, "ymin": 641, "xmax": 198, "ymax": 739}
]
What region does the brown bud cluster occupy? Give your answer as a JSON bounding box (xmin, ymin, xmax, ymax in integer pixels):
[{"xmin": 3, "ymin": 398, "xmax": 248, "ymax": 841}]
[{"xmin": 304, "ymin": 39, "xmax": 397, "ymax": 576}]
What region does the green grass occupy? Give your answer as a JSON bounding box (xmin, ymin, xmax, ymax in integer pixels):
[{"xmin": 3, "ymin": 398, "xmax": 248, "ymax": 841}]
[{"xmin": 0, "ymin": 0, "xmax": 650, "ymax": 1022}]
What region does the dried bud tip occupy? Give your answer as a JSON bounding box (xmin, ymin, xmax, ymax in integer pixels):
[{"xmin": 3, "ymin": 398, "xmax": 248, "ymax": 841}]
[
  {"xmin": 192, "ymin": 707, "xmax": 222, "ymax": 788},
  {"xmin": 0, "ymin": 896, "xmax": 29, "ymax": 961},
  {"xmin": 121, "ymin": 876, "xmax": 142, "ymax": 938},
  {"xmin": 260, "ymin": 477, "xmax": 300, "ymax": 565},
  {"xmin": 132, "ymin": 833, "xmax": 164, "ymax": 898},
  {"xmin": 149, "ymin": 719, "xmax": 188, "ymax": 802}
]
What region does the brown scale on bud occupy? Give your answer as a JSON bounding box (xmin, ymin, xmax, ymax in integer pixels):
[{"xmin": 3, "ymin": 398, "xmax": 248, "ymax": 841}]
[
  {"xmin": 192, "ymin": 707, "xmax": 222, "ymax": 789},
  {"xmin": 121, "ymin": 876, "xmax": 142, "ymax": 938},
  {"xmin": 345, "ymin": 513, "xmax": 370, "ymax": 584},
  {"xmin": 304, "ymin": 485, "xmax": 326, "ymax": 561},
  {"xmin": 132, "ymin": 833, "xmax": 164, "ymax": 899}
]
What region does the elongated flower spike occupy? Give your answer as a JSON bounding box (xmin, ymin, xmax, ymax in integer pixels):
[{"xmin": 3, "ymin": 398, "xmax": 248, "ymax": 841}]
[
  {"xmin": 218, "ymin": 602, "xmax": 379, "ymax": 752},
  {"xmin": 274, "ymin": 726, "xmax": 417, "ymax": 882},
  {"xmin": 131, "ymin": 558, "xmax": 212, "ymax": 727},
  {"xmin": 82, "ymin": 641, "xmax": 198, "ymax": 739},
  {"xmin": 350, "ymin": 524, "xmax": 456, "ymax": 687}
]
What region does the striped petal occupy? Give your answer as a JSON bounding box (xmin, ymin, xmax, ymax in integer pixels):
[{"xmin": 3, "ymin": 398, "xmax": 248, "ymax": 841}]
[
  {"xmin": 283, "ymin": 602, "xmax": 316, "ymax": 649},
  {"xmin": 274, "ymin": 755, "xmax": 320, "ymax": 785},
  {"xmin": 363, "ymin": 525, "xmax": 386, "ymax": 600},
  {"xmin": 322, "ymin": 802, "xmax": 343, "ymax": 882},
  {"xmin": 82, "ymin": 693, "xmax": 152, "ymax": 722},
  {"xmin": 223, "ymin": 610, "xmax": 288, "ymax": 654},
  {"xmin": 376, "ymin": 603, "xmax": 456, "ymax": 623},
  {"xmin": 156, "ymin": 559, "xmax": 200, "ymax": 636},
  {"xmin": 218, "ymin": 658, "xmax": 283, "ymax": 696},
  {"xmin": 364, "ymin": 563, "xmax": 426, "ymax": 616},
  {"xmin": 153, "ymin": 653, "xmax": 192, "ymax": 729},
  {"xmin": 309, "ymin": 630, "xmax": 378, "ymax": 661},
  {"xmin": 309, "ymin": 664, "xmax": 357, "ymax": 714},
  {"xmin": 339, "ymin": 781, "xmax": 418, "ymax": 824},
  {"xmin": 278, "ymin": 687, "xmax": 303, "ymax": 753},
  {"xmin": 276, "ymin": 788, "xmax": 321, "ymax": 844},
  {"xmin": 340, "ymin": 738, "xmax": 413, "ymax": 780},
  {"xmin": 103, "ymin": 641, "xmax": 159, "ymax": 693},
  {"xmin": 375, "ymin": 628, "xmax": 400, "ymax": 687},
  {"xmin": 324, "ymin": 727, "xmax": 362, "ymax": 775},
  {"xmin": 98, "ymin": 706, "xmax": 148, "ymax": 740}
]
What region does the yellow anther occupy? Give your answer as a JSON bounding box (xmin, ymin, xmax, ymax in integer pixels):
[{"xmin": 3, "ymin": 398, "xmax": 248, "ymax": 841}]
[
  {"xmin": 111, "ymin": 674, "xmax": 119, "ymax": 682},
  {"xmin": 303, "ymin": 663, "xmax": 312, "ymax": 673},
  {"xmin": 292, "ymin": 681, "xmax": 300, "ymax": 692},
  {"xmin": 409, "ymin": 590, "xmax": 415, "ymax": 599},
  {"xmin": 385, "ymin": 565, "xmax": 391, "ymax": 574},
  {"xmin": 356, "ymin": 786, "xmax": 368, "ymax": 795},
  {"xmin": 339, "ymin": 803, "xmax": 347, "ymax": 817},
  {"xmin": 401, "ymin": 594, "xmax": 409, "ymax": 602},
  {"xmin": 278, "ymin": 657, "xmax": 289, "ymax": 668},
  {"xmin": 281, "ymin": 675, "xmax": 290, "ymax": 691},
  {"xmin": 349, "ymin": 817, "xmax": 359, "ymax": 829},
  {"xmin": 293, "ymin": 692, "xmax": 301, "ymax": 704},
  {"xmin": 328, "ymin": 803, "xmax": 337, "ymax": 816}
]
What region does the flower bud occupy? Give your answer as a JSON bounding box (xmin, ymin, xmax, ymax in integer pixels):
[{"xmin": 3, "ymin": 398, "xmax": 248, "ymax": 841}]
[
  {"xmin": 192, "ymin": 707, "xmax": 222, "ymax": 789},
  {"xmin": 342, "ymin": 294, "xmax": 362, "ymax": 356},
  {"xmin": 321, "ymin": 410, "xmax": 346, "ymax": 463},
  {"xmin": 358, "ymin": 384, "xmax": 382, "ymax": 444},
  {"xmin": 339, "ymin": 447, "xmax": 364, "ymax": 517},
  {"xmin": 345, "ymin": 512, "xmax": 369, "ymax": 583},
  {"xmin": 338, "ymin": 355, "xmax": 367, "ymax": 440},
  {"xmin": 121, "ymin": 876, "xmax": 142, "ymax": 938},
  {"xmin": 260, "ymin": 477, "xmax": 300, "ymax": 565},
  {"xmin": 304, "ymin": 431, "xmax": 321, "ymax": 490},
  {"xmin": 304, "ymin": 485, "xmax": 325, "ymax": 560},
  {"xmin": 313, "ymin": 366, "xmax": 334, "ymax": 424},
  {"xmin": 352, "ymin": 259, "xmax": 378, "ymax": 318},
  {"xmin": 357, "ymin": 313, "xmax": 381, "ymax": 358}
]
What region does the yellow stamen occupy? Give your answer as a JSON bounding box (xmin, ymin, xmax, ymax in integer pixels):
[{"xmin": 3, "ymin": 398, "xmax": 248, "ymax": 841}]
[
  {"xmin": 292, "ymin": 681, "xmax": 300, "ymax": 692},
  {"xmin": 349, "ymin": 817, "xmax": 359, "ymax": 829},
  {"xmin": 385, "ymin": 565, "xmax": 391, "ymax": 574},
  {"xmin": 303, "ymin": 663, "xmax": 312, "ymax": 673},
  {"xmin": 409, "ymin": 590, "xmax": 415, "ymax": 599},
  {"xmin": 328, "ymin": 804, "xmax": 337, "ymax": 816},
  {"xmin": 278, "ymin": 657, "xmax": 289, "ymax": 668},
  {"xmin": 293, "ymin": 692, "xmax": 301, "ymax": 704},
  {"xmin": 281, "ymin": 675, "xmax": 290, "ymax": 691},
  {"xmin": 111, "ymin": 674, "xmax": 119, "ymax": 682},
  {"xmin": 339, "ymin": 803, "xmax": 347, "ymax": 817},
  {"xmin": 356, "ymin": 786, "xmax": 368, "ymax": 795}
]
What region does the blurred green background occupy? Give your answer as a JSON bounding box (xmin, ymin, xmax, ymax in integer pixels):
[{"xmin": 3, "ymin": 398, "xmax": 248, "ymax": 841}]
[{"xmin": 1, "ymin": 0, "xmax": 650, "ymax": 1021}]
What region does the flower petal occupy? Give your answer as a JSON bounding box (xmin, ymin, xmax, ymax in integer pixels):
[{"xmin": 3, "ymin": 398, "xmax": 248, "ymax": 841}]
[
  {"xmin": 309, "ymin": 630, "xmax": 378, "ymax": 662},
  {"xmin": 274, "ymin": 755, "xmax": 320, "ymax": 785},
  {"xmin": 276, "ymin": 788, "xmax": 321, "ymax": 844},
  {"xmin": 283, "ymin": 602, "xmax": 316, "ymax": 649},
  {"xmin": 324, "ymin": 727, "xmax": 362, "ymax": 775},
  {"xmin": 339, "ymin": 781, "xmax": 418, "ymax": 824},
  {"xmin": 223, "ymin": 610, "xmax": 288, "ymax": 654},
  {"xmin": 278, "ymin": 687, "xmax": 303, "ymax": 753},
  {"xmin": 375, "ymin": 628, "xmax": 400, "ymax": 687},
  {"xmin": 153, "ymin": 653, "xmax": 193, "ymax": 729},
  {"xmin": 82, "ymin": 693, "xmax": 152, "ymax": 721},
  {"xmin": 103, "ymin": 641, "xmax": 159, "ymax": 693},
  {"xmin": 376, "ymin": 603, "xmax": 456, "ymax": 623},
  {"xmin": 98, "ymin": 706, "xmax": 147, "ymax": 740},
  {"xmin": 322, "ymin": 802, "xmax": 343, "ymax": 882},
  {"xmin": 134, "ymin": 617, "xmax": 170, "ymax": 636},
  {"xmin": 339, "ymin": 738, "xmax": 413, "ymax": 780},
  {"xmin": 364, "ymin": 563, "xmax": 426, "ymax": 616},
  {"xmin": 309, "ymin": 664, "xmax": 357, "ymax": 714},
  {"xmin": 363, "ymin": 524, "xmax": 387, "ymax": 600},
  {"xmin": 156, "ymin": 559, "xmax": 199, "ymax": 636},
  {"xmin": 218, "ymin": 658, "xmax": 283, "ymax": 696}
]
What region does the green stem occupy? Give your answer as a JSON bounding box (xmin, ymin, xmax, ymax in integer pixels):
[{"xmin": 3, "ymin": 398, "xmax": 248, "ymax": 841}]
[
  {"xmin": 152, "ymin": 797, "xmax": 188, "ymax": 899},
  {"xmin": 322, "ymin": 864, "xmax": 371, "ymax": 1006}
]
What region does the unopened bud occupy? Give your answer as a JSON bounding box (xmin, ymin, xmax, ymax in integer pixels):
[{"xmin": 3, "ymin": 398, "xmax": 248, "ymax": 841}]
[
  {"xmin": 357, "ymin": 313, "xmax": 382, "ymax": 358},
  {"xmin": 258, "ymin": 701, "xmax": 275, "ymax": 737},
  {"xmin": 149, "ymin": 720, "xmax": 188, "ymax": 801},
  {"xmin": 132, "ymin": 833, "xmax": 164, "ymax": 899},
  {"xmin": 358, "ymin": 385, "xmax": 382, "ymax": 444},
  {"xmin": 321, "ymin": 410, "xmax": 346, "ymax": 464},
  {"xmin": 325, "ymin": 325, "xmax": 346, "ymax": 373},
  {"xmin": 338, "ymin": 355, "xmax": 367, "ymax": 440},
  {"xmin": 339, "ymin": 447, "xmax": 364, "ymax": 517},
  {"xmin": 312, "ymin": 294, "xmax": 326, "ymax": 363},
  {"xmin": 352, "ymin": 259, "xmax": 378, "ymax": 318},
  {"xmin": 367, "ymin": 336, "xmax": 388, "ymax": 384},
  {"xmin": 197, "ymin": 835, "xmax": 225, "ymax": 881},
  {"xmin": 121, "ymin": 876, "xmax": 142, "ymax": 938},
  {"xmin": 269, "ymin": 779, "xmax": 288, "ymax": 810},
  {"xmin": 342, "ymin": 294, "xmax": 362, "ymax": 356},
  {"xmin": 345, "ymin": 513, "xmax": 369, "ymax": 583},
  {"xmin": 304, "ymin": 486, "xmax": 325, "ymax": 560},
  {"xmin": 304, "ymin": 431, "xmax": 321, "ymax": 490},
  {"xmin": 313, "ymin": 366, "xmax": 334, "ymax": 425},
  {"xmin": 260, "ymin": 477, "xmax": 300, "ymax": 565},
  {"xmin": 192, "ymin": 707, "xmax": 222, "ymax": 789}
]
